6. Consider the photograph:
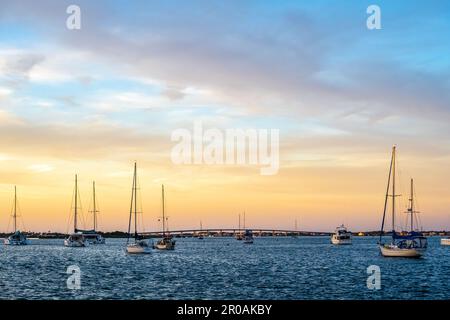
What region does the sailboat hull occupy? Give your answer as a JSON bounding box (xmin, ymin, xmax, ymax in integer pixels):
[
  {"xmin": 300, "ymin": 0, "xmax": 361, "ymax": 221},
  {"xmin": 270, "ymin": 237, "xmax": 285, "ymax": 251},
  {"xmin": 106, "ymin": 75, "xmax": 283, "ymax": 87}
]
[
  {"xmin": 64, "ymin": 239, "xmax": 89, "ymax": 247},
  {"xmin": 4, "ymin": 238, "xmax": 29, "ymax": 245},
  {"xmin": 155, "ymin": 239, "xmax": 176, "ymax": 250},
  {"xmin": 379, "ymin": 244, "xmax": 424, "ymax": 258},
  {"xmin": 64, "ymin": 234, "xmax": 89, "ymax": 247},
  {"xmin": 331, "ymin": 237, "xmax": 352, "ymax": 245},
  {"xmin": 126, "ymin": 243, "xmax": 152, "ymax": 254},
  {"xmin": 83, "ymin": 234, "xmax": 106, "ymax": 245},
  {"xmin": 155, "ymin": 244, "xmax": 175, "ymax": 250},
  {"xmin": 441, "ymin": 238, "xmax": 450, "ymax": 246},
  {"xmin": 3, "ymin": 231, "xmax": 30, "ymax": 246}
]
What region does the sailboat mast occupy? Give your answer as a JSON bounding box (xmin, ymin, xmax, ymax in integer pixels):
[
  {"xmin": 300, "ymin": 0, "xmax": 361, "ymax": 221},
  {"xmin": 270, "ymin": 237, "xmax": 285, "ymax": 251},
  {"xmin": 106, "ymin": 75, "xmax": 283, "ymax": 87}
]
[
  {"xmin": 380, "ymin": 146, "xmax": 394, "ymax": 243},
  {"xmin": 411, "ymin": 179, "xmax": 414, "ymax": 231},
  {"xmin": 126, "ymin": 163, "xmax": 136, "ymax": 244},
  {"xmin": 93, "ymin": 181, "xmax": 97, "ymax": 231},
  {"xmin": 243, "ymin": 211, "xmax": 246, "ymax": 229},
  {"xmin": 392, "ymin": 146, "xmax": 396, "ymax": 235},
  {"xmin": 134, "ymin": 163, "xmax": 138, "ymax": 240},
  {"xmin": 74, "ymin": 174, "xmax": 78, "ymax": 232},
  {"xmin": 13, "ymin": 186, "xmax": 17, "ymax": 232},
  {"xmin": 238, "ymin": 213, "xmax": 241, "ymax": 231},
  {"xmin": 162, "ymin": 184, "xmax": 165, "ymax": 236}
]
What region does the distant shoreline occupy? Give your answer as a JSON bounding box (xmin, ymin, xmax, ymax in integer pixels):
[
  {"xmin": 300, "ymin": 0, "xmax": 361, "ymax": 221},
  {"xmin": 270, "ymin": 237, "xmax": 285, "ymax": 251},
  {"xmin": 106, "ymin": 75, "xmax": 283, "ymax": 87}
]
[{"xmin": 0, "ymin": 230, "xmax": 448, "ymax": 239}]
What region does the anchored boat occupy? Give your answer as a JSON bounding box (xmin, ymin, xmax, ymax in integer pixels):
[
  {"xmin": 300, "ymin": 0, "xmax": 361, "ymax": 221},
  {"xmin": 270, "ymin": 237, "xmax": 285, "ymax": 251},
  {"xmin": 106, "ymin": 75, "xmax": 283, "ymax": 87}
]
[
  {"xmin": 64, "ymin": 175, "xmax": 88, "ymax": 247},
  {"xmin": 155, "ymin": 185, "xmax": 176, "ymax": 250},
  {"xmin": 126, "ymin": 162, "xmax": 151, "ymax": 254},
  {"xmin": 331, "ymin": 225, "xmax": 352, "ymax": 245},
  {"xmin": 78, "ymin": 181, "xmax": 105, "ymax": 245},
  {"xmin": 4, "ymin": 186, "xmax": 29, "ymax": 246},
  {"xmin": 243, "ymin": 229, "xmax": 254, "ymax": 244},
  {"xmin": 379, "ymin": 146, "xmax": 427, "ymax": 258},
  {"xmin": 441, "ymin": 238, "xmax": 450, "ymax": 246}
]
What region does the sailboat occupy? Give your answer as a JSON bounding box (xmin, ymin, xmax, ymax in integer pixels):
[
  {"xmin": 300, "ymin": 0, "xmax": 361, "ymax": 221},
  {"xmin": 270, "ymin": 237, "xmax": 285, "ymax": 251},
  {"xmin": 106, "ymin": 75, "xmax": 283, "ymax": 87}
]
[
  {"xmin": 79, "ymin": 181, "xmax": 105, "ymax": 245},
  {"xmin": 4, "ymin": 186, "xmax": 29, "ymax": 246},
  {"xmin": 379, "ymin": 146, "xmax": 427, "ymax": 258},
  {"xmin": 126, "ymin": 162, "xmax": 151, "ymax": 254},
  {"xmin": 155, "ymin": 185, "xmax": 176, "ymax": 250},
  {"xmin": 235, "ymin": 213, "xmax": 243, "ymax": 240},
  {"xmin": 64, "ymin": 175, "xmax": 89, "ymax": 247}
]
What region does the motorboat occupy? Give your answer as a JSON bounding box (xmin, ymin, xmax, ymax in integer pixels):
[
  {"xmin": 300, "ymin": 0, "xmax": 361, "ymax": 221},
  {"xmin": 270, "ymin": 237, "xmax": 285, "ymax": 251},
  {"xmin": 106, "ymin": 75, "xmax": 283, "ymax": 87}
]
[{"xmin": 331, "ymin": 225, "xmax": 352, "ymax": 245}]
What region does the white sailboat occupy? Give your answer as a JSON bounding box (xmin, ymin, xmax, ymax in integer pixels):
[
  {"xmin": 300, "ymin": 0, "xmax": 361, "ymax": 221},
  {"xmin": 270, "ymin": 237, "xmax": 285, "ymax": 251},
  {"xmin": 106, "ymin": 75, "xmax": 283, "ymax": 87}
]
[
  {"xmin": 126, "ymin": 162, "xmax": 151, "ymax": 254},
  {"xmin": 4, "ymin": 186, "xmax": 30, "ymax": 246},
  {"xmin": 155, "ymin": 185, "xmax": 176, "ymax": 250},
  {"xmin": 79, "ymin": 181, "xmax": 105, "ymax": 245},
  {"xmin": 331, "ymin": 224, "xmax": 352, "ymax": 245},
  {"xmin": 64, "ymin": 175, "xmax": 89, "ymax": 247},
  {"xmin": 379, "ymin": 146, "xmax": 427, "ymax": 258}
]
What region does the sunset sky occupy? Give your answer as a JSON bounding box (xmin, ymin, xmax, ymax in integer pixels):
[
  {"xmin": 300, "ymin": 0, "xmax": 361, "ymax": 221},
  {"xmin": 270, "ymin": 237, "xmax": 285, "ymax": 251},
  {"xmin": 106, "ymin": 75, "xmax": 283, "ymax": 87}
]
[{"xmin": 0, "ymin": 0, "xmax": 449, "ymax": 233}]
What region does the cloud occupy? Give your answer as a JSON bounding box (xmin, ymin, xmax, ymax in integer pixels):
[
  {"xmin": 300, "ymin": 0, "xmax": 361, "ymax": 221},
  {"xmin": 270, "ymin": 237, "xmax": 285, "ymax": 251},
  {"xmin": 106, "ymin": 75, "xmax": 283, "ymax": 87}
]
[
  {"xmin": 163, "ymin": 86, "xmax": 186, "ymax": 101},
  {"xmin": 28, "ymin": 164, "xmax": 53, "ymax": 172},
  {"xmin": 0, "ymin": 117, "xmax": 171, "ymax": 161},
  {"xmin": 0, "ymin": 49, "xmax": 45, "ymax": 87},
  {"xmin": 2, "ymin": 1, "xmax": 449, "ymax": 123},
  {"xmin": 0, "ymin": 109, "xmax": 23, "ymax": 125},
  {"xmin": 0, "ymin": 86, "xmax": 13, "ymax": 97}
]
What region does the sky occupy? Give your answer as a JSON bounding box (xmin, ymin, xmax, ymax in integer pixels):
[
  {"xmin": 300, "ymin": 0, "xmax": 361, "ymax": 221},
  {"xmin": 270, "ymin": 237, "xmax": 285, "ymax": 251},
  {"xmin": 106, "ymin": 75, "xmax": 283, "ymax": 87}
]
[{"xmin": 0, "ymin": 0, "xmax": 449, "ymax": 233}]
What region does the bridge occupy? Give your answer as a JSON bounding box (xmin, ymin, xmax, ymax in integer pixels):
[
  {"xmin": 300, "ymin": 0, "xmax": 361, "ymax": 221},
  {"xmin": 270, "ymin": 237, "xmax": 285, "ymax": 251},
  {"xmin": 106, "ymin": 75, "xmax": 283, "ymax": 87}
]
[{"xmin": 140, "ymin": 228, "xmax": 330, "ymax": 238}]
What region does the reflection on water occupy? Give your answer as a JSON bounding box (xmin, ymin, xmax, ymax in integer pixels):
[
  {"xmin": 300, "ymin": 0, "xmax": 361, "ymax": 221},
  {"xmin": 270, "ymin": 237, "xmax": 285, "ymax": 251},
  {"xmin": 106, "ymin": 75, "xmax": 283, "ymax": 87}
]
[{"xmin": 0, "ymin": 236, "xmax": 448, "ymax": 300}]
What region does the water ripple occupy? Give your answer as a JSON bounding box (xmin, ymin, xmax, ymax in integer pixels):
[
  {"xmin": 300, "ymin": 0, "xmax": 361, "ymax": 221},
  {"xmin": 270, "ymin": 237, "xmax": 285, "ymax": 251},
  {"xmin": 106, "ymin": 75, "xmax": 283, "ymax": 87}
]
[{"xmin": 0, "ymin": 236, "xmax": 448, "ymax": 299}]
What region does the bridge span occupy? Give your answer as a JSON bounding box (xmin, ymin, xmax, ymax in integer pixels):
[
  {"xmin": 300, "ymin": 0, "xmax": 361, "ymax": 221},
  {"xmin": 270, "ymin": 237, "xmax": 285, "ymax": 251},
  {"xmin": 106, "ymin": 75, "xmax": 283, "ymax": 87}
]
[{"xmin": 140, "ymin": 228, "xmax": 330, "ymax": 238}]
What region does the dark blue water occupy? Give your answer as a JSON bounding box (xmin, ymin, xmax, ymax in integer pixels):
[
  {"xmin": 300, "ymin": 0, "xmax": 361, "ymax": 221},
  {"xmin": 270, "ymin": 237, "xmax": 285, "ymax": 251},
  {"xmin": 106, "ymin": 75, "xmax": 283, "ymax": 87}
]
[{"xmin": 0, "ymin": 236, "xmax": 448, "ymax": 299}]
